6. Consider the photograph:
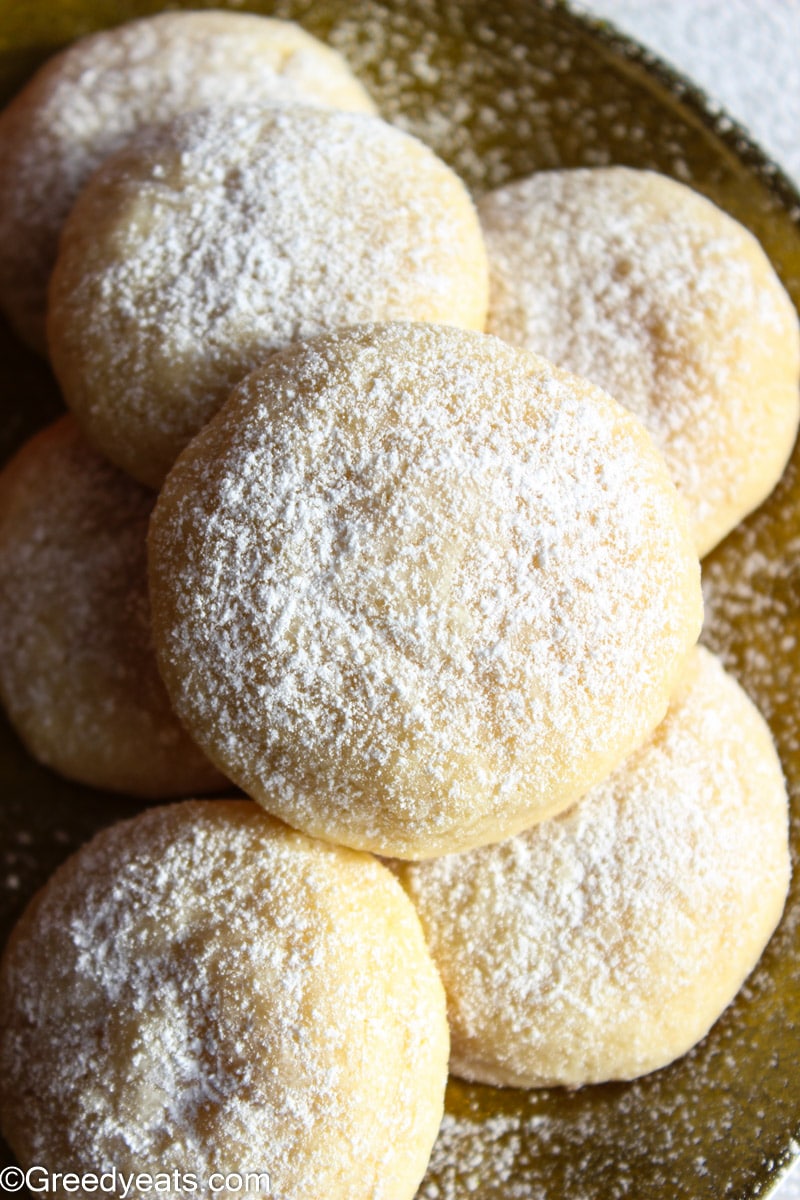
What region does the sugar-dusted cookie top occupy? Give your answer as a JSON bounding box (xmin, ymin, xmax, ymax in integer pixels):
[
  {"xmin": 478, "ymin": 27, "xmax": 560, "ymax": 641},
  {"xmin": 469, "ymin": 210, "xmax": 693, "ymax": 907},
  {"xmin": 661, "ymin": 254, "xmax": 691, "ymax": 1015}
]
[
  {"xmin": 397, "ymin": 647, "xmax": 790, "ymax": 1088},
  {"xmin": 480, "ymin": 167, "xmax": 800, "ymax": 556},
  {"xmin": 49, "ymin": 104, "xmax": 488, "ymax": 487},
  {"xmin": 0, "ymin": 9, "xmax": 375, "ymax": 353},
  {"xmin": 149, "ymin": 323, "xmax": 702, "ymax": 859},
  {"xmin": 0, "ymin": 415, "xmax": 225, "ymax": 797},
  {"xmin": 0, "ymin": 800, "xmax": 448, "ymax": 1199}
]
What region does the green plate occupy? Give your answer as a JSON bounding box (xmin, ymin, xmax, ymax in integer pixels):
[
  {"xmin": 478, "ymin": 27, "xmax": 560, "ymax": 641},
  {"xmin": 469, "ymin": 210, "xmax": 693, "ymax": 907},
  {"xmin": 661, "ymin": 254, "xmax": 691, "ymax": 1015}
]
[{"xmin": 1, "ymin": 2, "xmax": 799, "ymax": 1197}]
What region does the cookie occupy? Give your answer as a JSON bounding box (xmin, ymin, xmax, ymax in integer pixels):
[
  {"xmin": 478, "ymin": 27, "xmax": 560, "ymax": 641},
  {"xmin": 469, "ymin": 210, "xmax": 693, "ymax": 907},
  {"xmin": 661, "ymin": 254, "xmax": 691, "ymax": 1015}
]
[
  {"xmin": 479, "ymin": 167, "xmax": 800, "ymax": 556},
  {"xmin": 148, "ymin": 323, "xmax": 702, "ymax": 859},
  {"xmin": 0, "ymin": 9, "xmax": 375, "ymax": 353},
  {"xmin": 0, "ymin": 800, "xmax": 449, "ymax": 1199},
  {"xmin": 397, "ymin": 647, "xmax": 790, "ymax": 1087},
  {"xmin": 48, "ymin": 104, "xmax": 488, "ymax": 487},
  {"xmin": 0, "ymin": 416, "xmax": 225, "ymax": 797}
]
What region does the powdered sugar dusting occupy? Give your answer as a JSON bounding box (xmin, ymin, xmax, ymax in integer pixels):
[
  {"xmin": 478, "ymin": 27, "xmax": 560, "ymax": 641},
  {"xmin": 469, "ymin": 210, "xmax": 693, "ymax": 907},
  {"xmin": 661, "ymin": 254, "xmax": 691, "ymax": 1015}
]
[
  {"xmin": 417, "ymin": 1055, "xmax": 800, "ymax": 1200},
  {"xmin": 149, "ymin": 323, "xmax": 701, "ymax": 859},
  {"xmin": 0, "ymin": 9, "xmax": 375, "ymax": 349},
  {"xmin": 326, "ymin": 0, "xmax": 586, "ymax": 190},
  {"xmin": 419, "ymin": 1109, "xmax": 527, "ymax": 1198},
  {"xmin": 0, "ymin": 416, "xmax": 223, "ymax": 797},
  {"xmin": 324, "ymin": 0, "xmax": 739, "ymax": 195},
  {"xmin": 0, "ymin": 800, "xmax": 447, "ymax": 1197},
  {"xmin": 50, "ymin": 103, "xmax": 486, "ymax": 486},
  {"xmin": 400, "ymin": 647, "xmax": 789, "ymax": 1088},
  {"xmin": 478, "ymin": 167, "xmax": 800, "ymax": 556},
  {"xmin": 701, "ymin": 466, "xmax": 800, "ymax": 872}
]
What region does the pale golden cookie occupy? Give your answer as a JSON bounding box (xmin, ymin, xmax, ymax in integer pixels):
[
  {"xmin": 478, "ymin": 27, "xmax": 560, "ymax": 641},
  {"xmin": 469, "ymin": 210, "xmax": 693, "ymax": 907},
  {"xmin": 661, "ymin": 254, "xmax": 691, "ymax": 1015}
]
[
  {"xmin": 0, "ymin": 800, "xmax": 449, "ymax": 1200},
  {"xmin": 48, "ymin": 104, "xmax": 488, "ymax": 487},
  {"xmin": 479, "ymin": 167, "xmax": 800, "ymax": 557},
  {"xmin": 397, "ymin": 647, "xmax": 790, "ymax": 1087},
  {"xmin": 0, "ymin": 416, "xmax": 225, "ymax": 797},
  {"xmin": 0, "ymin": 9, "xmax": 375, "ymax": 353},
  {"xmin": 148, "ymin": 323, "xmax": 702, "ymax": 859}
]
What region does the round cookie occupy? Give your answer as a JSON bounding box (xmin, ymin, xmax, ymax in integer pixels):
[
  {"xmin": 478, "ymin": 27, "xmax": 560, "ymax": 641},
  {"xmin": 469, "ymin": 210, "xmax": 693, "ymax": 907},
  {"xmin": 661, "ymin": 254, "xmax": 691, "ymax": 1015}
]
[
  {"xmin": 0, "ymin": 800, "xmax": 449, "ymax": 1200},
  {"xmin": 0, "ymin": 415, "xmax": 225, "ymax": 797},
  {"xmin": 397, "ymin": 646, "xmax": 790, "ymax": 1088},
  {"xmin": 148, "ymin": 323, "xmax": 703, "ymax": 860},
  {"xmin": 48, "ymin": 104, "xmax": 489, "ymax": 488},
  {"xmin": 479, "ymin": 167, "xmax": 800, "ymax": 557},
  {"xmin": 0, "ymin": 9, "xmax": 375, "ymax": 354}
]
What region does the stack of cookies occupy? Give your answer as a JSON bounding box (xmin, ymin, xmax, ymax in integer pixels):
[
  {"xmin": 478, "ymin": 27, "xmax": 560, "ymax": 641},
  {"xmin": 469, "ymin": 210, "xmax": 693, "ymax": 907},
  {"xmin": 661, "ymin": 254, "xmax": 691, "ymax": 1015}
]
[{"xmin": 0, "ymin": 11, "xmax": 797, "ymax": 1199}]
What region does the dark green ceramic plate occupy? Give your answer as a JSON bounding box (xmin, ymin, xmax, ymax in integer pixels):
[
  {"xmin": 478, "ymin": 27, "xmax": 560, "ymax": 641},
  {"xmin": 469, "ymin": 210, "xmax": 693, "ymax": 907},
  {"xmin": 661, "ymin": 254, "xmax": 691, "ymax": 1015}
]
[{"xmin": 1, "ymin": 2, "xmax": 799, "ymax": 1197}]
